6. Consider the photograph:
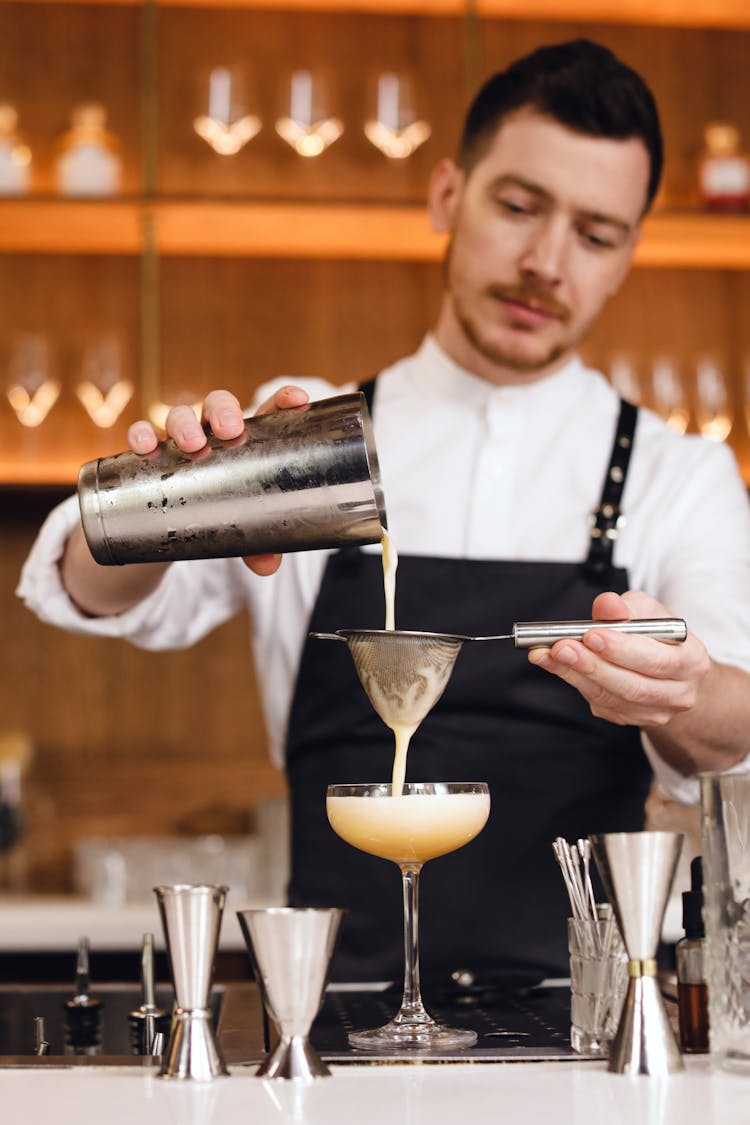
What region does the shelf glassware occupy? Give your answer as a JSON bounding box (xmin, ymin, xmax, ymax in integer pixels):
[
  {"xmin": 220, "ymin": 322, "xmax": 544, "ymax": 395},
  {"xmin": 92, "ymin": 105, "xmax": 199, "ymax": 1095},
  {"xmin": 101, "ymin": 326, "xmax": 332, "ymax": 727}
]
[
  {"xmin": 609, "ymin": 354, "xmax": 642, "ymax": 405},
  {"xmin": 364, "ymin": 71, "xmax": 431, "ymax": 160},
  {"xmin": 694, "ymin": 357, "xmax": 733, "ymax": 442},
  {"xmin": 275, "ymin": 69, "xmax": 343, "ymax": 158},
  {"xmin": 147, "ymin": 395, "xmax": 203, "ymax": 431},
  {"xmin": 6, "ymin": 334, "xmax": 59, "ymax": 428},
  {"xmin": 76, "ymin": 335, "xmax": 133, "ymax": 428},
  {"xmin": 193, "ymin": 65, "xmax": 262, "ymax": 156},
  {"xmin": 650, "ymin": 356, "xmax": 689, "ymax": 434}
]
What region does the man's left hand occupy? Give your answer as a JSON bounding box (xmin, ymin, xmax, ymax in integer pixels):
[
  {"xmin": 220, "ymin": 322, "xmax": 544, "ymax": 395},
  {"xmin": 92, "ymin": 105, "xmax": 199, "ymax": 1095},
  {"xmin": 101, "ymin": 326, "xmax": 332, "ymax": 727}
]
[{"xmin": 527, "ymin": 589, "xmax": 710, "ymax": 730}]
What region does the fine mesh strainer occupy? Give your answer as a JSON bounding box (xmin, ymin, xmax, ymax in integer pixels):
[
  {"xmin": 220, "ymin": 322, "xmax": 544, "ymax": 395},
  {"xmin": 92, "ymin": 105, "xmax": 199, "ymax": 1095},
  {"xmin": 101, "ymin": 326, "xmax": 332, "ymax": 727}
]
[
  {"xmin": 311, "ymin": 619, "xmax": 687, "ymax": 730},
  {"xmin": 314, "ymin": 629, "xmax": 466, "ymax": 729}
]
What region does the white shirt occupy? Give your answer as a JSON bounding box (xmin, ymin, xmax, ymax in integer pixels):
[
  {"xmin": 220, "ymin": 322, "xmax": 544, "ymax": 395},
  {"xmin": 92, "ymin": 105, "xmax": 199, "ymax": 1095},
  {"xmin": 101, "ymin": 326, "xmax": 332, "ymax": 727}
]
[{"xmin": 18, "ymin": 336, "xmax": 750, "ymax": 801}]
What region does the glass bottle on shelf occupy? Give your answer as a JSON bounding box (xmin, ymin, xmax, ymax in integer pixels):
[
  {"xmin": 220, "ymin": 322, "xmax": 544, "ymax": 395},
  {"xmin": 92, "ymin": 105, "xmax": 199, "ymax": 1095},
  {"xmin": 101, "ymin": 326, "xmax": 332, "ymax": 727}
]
[
  {"xmin": 0, "ymin": 103, "xmax": 31, "ymax": 195},
  {"xmin": 55, "ymin": 103, "xmax": 122, "ymax": 197},
  {"xmin": 697, "ymin": 122, "xmax": 750, "ymax": 213}
]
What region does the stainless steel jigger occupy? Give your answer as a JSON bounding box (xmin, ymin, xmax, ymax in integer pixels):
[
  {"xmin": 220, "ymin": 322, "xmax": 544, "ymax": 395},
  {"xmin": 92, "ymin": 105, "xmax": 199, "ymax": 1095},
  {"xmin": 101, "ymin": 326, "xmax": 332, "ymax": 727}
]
[
  {"xmin": 589, "ymin": 832, "xmax": 684, "ymax": 1076},
  {"xmin": 237, "ymin": 907, "xmax": 343, "ymax": 1081},
  {"xmin": 154, "ymin": 883, "xmax": 229, "ymax": 1081}
]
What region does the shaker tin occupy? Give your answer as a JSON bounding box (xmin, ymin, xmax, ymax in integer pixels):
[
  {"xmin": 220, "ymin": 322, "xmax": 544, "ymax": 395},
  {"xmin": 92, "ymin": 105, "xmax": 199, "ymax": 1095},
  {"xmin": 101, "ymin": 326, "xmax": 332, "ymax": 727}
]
[{"xmin": 78, "ymin": 392, "xmax": 387, "ymax": 565}]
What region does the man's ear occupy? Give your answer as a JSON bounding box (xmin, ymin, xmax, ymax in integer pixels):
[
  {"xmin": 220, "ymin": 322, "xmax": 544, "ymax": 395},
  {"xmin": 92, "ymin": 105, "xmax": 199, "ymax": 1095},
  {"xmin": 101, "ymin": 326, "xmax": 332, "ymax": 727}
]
[{"xmin": 428, "ymin": 158, "xmax": 463, "ymax": 234}]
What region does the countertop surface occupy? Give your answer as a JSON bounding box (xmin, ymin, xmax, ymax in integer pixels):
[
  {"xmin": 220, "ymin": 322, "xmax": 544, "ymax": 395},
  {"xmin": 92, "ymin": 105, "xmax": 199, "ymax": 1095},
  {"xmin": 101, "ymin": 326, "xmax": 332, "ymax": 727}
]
[
  {"xmin": 0, "ymin": 895, "xmax": 260, "ymax": 951},
  {"xmin": 0, "ymin": 981, "xmax": 746, "ymax": 1124},
  {"xmin": 0, "ymin": 1056, "xmax": 747, "ymax": 1125}
]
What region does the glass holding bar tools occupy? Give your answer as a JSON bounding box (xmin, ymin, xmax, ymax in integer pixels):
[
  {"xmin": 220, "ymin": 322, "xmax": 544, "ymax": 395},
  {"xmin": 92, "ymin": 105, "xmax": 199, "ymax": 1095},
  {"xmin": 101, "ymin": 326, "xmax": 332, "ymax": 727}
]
[
  {"xmin": 326, "ymin": 781, "xmax": 490, "ymax": 1051},
  {"xmin": 553, "ymin": 837, "xmax": 627, "ymax": 1056}
]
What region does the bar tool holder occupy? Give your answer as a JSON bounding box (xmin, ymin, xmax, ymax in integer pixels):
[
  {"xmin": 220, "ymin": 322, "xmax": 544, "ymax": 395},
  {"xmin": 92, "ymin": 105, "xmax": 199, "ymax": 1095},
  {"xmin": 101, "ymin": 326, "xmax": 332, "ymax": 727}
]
[
  {"xmin": 590, "ymin": 831, "xmax": 684, "ymax": 1076},
  {"xmin": 128, "ymin": 931, "xmax": 171, "ymax": 1055},
  {"xmin": 237, "ymin": 907, "xmax": 343, "ymax": 1081},
  {"xmin": 155, "ymin": 883, "xmax": 229, "ymax": 1081},
  {"xmin": 63, "ymin": 936, "xmax": 103, "ymax": 1056}
]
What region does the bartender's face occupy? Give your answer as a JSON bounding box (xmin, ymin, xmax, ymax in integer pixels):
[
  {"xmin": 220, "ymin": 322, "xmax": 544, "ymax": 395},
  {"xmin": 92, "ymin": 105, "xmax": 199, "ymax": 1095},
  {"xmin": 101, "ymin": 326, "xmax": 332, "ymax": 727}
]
[{"xmin": 429, "ymin": 107, "xmax": 651, "ymax": 383}]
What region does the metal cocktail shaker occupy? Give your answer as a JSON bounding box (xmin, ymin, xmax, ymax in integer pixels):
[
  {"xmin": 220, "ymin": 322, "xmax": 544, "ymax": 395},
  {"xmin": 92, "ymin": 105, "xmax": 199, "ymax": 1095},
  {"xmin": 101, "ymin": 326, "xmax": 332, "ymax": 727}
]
[{"xmin": 77, "ymin": 392, "xmax": 387, "ymax": 565}]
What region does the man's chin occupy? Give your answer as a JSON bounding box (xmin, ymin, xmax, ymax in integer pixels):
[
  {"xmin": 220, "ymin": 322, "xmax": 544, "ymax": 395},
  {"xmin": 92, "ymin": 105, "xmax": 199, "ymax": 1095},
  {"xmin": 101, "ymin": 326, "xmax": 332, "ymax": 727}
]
[{"xmin": 471, "ymin": 332, "xmax": 566, "ymax": 376}]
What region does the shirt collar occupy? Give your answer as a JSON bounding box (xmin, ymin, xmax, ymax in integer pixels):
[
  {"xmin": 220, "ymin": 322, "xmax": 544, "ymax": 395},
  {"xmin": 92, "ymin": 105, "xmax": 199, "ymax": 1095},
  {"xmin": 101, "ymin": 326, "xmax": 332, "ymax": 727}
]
[{"xmin": 413, "ymin": 334, "xmax": 589, "ymax": 413}]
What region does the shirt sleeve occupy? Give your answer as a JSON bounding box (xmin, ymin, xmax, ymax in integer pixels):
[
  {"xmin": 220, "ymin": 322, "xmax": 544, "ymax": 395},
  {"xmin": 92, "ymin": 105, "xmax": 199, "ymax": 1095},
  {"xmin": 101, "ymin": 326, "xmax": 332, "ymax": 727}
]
[
  {"xmin": 16, "ymin": 493, "xmax": 247, "ymax": 650},
  {"xmin": 638, "ymin": 436, "xmax": 750, "ymax": 802}
]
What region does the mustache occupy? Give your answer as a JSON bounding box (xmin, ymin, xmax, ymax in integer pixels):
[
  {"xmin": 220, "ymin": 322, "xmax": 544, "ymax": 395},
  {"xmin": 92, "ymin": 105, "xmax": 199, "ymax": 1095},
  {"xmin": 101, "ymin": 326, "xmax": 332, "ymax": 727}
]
[{"xmin": 489, "ymin": 284, "xmax": 571, "ymax": 322}]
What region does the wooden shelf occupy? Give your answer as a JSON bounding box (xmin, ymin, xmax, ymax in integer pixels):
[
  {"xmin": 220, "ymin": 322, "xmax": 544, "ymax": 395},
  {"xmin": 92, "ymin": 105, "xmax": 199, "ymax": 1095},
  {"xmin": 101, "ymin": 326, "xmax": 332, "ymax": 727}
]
[
  {"xmin": 151, "ymin": 200, "xmax": 445, "ymax": 260},
  {"xmin": 1, "ymin": 199, "xmax": 750, "ymax": 267},
  {"xmin": 7, "ymin": 0, "xmax": 750, "ymax": 31},
  {"xmin": 0, "ymin": 200, "xmax": 143, "ymax": 255}
]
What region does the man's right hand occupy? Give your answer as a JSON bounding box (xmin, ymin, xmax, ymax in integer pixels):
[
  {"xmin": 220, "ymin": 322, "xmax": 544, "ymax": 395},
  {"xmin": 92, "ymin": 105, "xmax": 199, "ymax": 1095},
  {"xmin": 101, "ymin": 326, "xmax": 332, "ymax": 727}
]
[{"xmin": 126, "ymin": 384, "xmax": 311, "ymax": 577}]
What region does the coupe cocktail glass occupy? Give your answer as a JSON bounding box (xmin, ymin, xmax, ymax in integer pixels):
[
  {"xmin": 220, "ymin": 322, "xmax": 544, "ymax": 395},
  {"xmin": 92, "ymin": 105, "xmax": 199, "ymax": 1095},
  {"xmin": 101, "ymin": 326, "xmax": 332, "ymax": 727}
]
[{"xmin": 326, "ymin": 780, "xmax": 490, "ymax": 1051}]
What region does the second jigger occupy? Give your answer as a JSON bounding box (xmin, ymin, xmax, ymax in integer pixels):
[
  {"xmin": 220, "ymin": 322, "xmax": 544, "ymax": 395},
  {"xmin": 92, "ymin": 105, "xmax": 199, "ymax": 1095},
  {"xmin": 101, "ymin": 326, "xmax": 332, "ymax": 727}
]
[
  {"xmin": 590, "ymin": 831, "xmax": 684, "ymax": 1076},
  {"xmin": 154, "ymin": 883, "xmax": 229, "ymax": 1081},
  {"xmin": 238, "ymin": 907, "xmax": 343, "ymax": 1081}
]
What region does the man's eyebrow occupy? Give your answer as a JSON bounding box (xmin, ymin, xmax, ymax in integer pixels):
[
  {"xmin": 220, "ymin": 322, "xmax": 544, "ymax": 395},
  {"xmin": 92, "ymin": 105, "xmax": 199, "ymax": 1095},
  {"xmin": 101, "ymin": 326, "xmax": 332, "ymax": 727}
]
[{"xmin": 490, "ymin": 174, "xmax": 635, "ymax": 235}]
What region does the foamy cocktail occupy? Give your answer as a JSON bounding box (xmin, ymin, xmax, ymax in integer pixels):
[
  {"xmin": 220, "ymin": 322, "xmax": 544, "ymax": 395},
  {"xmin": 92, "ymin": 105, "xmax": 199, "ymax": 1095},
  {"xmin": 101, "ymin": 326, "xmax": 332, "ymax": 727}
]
[{"xmin": 326, "ymin": 781, "xmax": 490, "ymax": 1051}]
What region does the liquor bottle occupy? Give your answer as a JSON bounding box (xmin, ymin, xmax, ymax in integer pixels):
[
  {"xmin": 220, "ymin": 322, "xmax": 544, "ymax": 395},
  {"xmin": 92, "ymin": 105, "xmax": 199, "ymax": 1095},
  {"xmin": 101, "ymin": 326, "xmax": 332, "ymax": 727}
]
[
  {"xmin": 55, "ymin": 103, "xmax": 122, "ymax": 197},
  {"xmin": 697, "ymin": 122, "xmax": 750, "ymax": 212},
  {"xmin": 0, "ymin": 103, "xmax": 31, "ymax": 195},
  {"xmin": 675, "ymin": 855, "xmax": 709, "ymax": 1053}
]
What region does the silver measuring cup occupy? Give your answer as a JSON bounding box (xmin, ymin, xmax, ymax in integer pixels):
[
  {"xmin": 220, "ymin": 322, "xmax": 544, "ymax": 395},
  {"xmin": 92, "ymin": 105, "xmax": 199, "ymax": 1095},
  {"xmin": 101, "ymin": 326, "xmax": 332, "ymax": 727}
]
[{"xmin": 78, "ymin": 392, "xmax": 387, "ymax": 565}]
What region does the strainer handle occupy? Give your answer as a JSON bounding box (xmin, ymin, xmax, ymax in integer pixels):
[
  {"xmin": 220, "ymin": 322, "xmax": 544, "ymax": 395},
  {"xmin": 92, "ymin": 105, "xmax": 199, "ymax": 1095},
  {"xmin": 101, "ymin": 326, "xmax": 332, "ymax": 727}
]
[
  {"xmin": 510, "ymin": 618, "xmax": 687, "ymax": 648},
  {"xmin": 309, "ymin": 632, "xmax": 347, "ymax": 642}
]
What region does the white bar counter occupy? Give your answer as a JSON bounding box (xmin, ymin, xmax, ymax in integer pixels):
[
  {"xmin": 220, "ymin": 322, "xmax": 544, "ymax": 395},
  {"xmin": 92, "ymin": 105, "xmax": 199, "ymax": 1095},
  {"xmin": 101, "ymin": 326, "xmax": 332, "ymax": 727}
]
[
  {"xmin": 0, "ymin": 1056, "xmax": 747, "ymax": 1125},
  {"xmin": 0, "ymin": 895, "xmax": 256, "ymax": 951}
]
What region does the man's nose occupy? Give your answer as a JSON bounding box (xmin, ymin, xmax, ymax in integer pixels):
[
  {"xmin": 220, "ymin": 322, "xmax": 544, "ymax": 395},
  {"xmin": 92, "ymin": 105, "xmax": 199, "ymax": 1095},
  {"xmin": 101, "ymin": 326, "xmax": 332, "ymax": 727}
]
[{"xmin": 518, "ymin": 217, "xmax": 568, "ymax": 285}]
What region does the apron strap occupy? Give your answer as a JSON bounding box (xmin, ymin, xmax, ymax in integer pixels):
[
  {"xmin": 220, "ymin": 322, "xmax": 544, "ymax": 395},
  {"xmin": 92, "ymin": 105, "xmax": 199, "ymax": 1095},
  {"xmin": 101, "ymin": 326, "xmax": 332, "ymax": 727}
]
[
  {"xmin": 582, "ymin": 398, "xmax": 638, "ymax": 580},
  {"xmin": 361, "ymin": 376, "xmax": 637, "ymax": 582}
]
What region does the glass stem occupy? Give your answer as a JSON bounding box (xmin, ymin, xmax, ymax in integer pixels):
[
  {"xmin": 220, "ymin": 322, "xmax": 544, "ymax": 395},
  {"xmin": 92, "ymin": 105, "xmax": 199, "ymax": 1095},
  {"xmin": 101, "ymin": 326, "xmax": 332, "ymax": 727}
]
[{"xmin": 400, "ymin": 863, "xmax": 427, "ymax": 1017}]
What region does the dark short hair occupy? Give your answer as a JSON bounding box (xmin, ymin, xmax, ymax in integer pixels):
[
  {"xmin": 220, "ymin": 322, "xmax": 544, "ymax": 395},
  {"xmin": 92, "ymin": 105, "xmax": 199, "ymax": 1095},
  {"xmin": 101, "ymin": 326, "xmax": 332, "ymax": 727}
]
[{"xmin": 458, "ymin": 39, "xmax": 663, "ymax": 213}]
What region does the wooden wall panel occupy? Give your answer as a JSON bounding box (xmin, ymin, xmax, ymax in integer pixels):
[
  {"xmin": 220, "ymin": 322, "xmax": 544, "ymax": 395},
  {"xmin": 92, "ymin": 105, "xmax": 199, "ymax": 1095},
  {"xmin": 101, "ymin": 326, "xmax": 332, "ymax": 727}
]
[
  {"xmin": 157, "ymin": 256, "xmax": 443, "ymax": 401},
  {"xmin": 1, "ymin": 488, "xmax": 286, "ymax": 892}
]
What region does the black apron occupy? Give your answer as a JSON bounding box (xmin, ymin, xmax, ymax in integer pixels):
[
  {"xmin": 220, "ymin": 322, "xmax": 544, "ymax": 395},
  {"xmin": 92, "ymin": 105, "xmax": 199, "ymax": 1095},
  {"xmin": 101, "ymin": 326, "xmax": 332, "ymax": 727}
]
[{"xmin": 285, "ymin": 381, "xmax": 651, "ymax": 984}]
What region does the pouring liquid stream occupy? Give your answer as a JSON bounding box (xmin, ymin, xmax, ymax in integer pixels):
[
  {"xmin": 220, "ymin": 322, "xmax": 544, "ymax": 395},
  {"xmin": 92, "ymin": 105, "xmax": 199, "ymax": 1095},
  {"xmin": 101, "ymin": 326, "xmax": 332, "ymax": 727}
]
[{"xmin": 380, "ymin": 528, "xmax": 415, "ymax": 798}]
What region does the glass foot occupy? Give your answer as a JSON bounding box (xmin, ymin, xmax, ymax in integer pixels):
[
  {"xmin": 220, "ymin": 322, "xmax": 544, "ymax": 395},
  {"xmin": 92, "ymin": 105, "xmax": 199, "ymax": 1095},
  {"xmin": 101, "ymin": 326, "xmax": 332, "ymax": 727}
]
[{"xmin": 348, "ymin": 1014, "xmax": 477, "ymax": 1052}]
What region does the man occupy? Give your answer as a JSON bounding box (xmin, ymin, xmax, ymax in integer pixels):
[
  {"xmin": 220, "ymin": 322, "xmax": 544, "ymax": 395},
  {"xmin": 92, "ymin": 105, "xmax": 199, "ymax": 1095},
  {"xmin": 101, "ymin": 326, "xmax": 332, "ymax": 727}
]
[{"xmin": 19, "ymin": 40, "xmax": 750, "ymax": 983}]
